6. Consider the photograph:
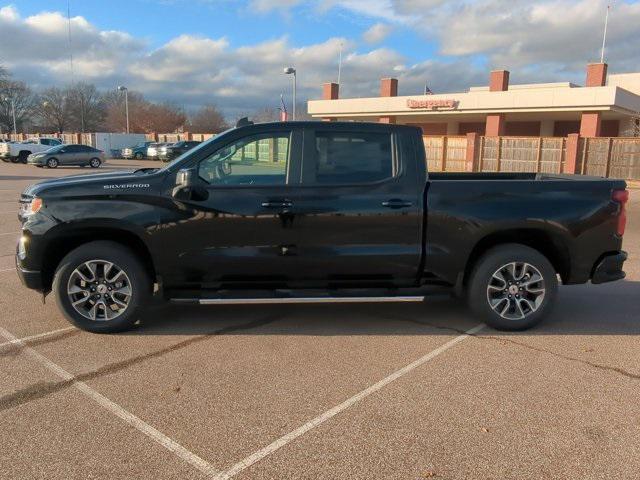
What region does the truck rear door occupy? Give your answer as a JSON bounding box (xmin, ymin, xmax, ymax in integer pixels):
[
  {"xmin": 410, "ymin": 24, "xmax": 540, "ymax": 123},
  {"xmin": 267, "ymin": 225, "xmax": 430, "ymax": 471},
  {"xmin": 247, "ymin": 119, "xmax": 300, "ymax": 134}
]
[{"xmin": 289, "ymin": 125, "xmax": 423, "ymax": 286}]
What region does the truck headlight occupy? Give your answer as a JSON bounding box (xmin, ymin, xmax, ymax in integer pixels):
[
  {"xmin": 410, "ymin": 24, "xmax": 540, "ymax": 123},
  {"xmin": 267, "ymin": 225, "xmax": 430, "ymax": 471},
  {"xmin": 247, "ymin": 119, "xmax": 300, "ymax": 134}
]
[
  {"xmin": 18, "ymin": 235, "xmax": 27, "ymax": 260},
  {"xmin": 21, "ymin": 197, "xmax": 43, "ymax": 217}
]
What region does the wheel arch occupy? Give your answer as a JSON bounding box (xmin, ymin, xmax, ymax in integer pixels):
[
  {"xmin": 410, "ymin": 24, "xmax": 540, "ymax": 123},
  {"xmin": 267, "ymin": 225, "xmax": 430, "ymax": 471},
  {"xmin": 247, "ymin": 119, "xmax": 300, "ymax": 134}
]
[
  {"xmin": 462, "ymin": 228, "xmax": 570, "ymax": 287},
  {"xmin": 41, "ymin": 227, "xmax": 156, "ymax": 292}
]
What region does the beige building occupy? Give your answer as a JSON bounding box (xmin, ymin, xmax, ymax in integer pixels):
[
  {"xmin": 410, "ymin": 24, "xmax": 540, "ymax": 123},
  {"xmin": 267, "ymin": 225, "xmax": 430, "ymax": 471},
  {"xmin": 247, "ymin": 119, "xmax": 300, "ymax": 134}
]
[{"xmin": 308, "ymin": 63, "xmax": 640, "ymax": 138}]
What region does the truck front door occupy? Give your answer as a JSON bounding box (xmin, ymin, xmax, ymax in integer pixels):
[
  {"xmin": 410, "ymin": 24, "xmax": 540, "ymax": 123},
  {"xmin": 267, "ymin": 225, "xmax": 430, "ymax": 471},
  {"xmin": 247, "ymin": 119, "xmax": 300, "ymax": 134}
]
[{"xmin": 160, "ymin": 127, "xmax": 303, "ymax": 288}]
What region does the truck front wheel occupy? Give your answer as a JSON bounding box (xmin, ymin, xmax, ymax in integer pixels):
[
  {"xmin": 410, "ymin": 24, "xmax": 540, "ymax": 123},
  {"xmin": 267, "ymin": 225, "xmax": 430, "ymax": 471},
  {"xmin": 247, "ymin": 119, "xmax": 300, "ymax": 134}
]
[
  {"xmin": 467, "ymin": 244, "xmax": 558, "ymax": 331},
  {"xmin": 53, "ymin": 241, "xmax": 151, "ymax": 333}
]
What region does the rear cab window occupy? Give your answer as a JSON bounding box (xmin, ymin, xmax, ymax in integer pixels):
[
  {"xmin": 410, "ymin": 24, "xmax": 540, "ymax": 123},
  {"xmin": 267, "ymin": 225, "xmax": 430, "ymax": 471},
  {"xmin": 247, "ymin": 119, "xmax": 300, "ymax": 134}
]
[{"xmin": 304, "ymin": 128, "xmax": 397, "ymax": 185}]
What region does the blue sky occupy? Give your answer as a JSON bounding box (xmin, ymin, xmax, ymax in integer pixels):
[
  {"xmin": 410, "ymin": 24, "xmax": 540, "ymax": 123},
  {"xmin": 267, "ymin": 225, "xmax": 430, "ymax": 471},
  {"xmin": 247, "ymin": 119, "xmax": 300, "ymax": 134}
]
[
  {"xmin": 17, "ymin": 0, "xmax": 437, "ymax": 62},
  {"xmin": 3, "ymin": 1, "xmax": 640, "ymax": 117}
]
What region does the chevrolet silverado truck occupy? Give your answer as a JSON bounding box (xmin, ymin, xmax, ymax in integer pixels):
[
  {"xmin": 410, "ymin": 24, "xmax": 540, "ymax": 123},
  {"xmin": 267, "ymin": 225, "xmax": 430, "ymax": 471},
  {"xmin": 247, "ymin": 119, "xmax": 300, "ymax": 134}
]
[
  {"xmin": 16, "ymin": 121, "xmax": 628, "ymax": 333},
  {"xmin": 1, "ymin": 138, "xmax": 63, "ymax": 163}
]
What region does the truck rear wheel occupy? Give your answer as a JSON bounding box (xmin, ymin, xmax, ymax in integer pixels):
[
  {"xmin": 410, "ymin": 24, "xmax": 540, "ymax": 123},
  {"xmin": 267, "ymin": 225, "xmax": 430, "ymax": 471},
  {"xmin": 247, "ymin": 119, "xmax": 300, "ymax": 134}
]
[
  {"xmin": 467, "ymin": 244, "xmax": 557, "ymax": 331},
  {"xmin": 53, "ymin": 241, "xmax": 151, "ymax": 333}
]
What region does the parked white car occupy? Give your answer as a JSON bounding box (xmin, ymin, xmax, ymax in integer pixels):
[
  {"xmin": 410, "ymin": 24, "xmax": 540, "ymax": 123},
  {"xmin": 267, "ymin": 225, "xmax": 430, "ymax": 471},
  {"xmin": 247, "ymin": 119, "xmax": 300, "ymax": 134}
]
[{"xmin": 0, "ymin": 138, "xmax": 63, "ymax": 163}]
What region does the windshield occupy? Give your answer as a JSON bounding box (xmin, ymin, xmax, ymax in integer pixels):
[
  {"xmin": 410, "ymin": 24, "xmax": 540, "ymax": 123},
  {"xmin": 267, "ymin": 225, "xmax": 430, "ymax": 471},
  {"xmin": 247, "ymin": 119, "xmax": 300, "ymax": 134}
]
[
  {"xmin": 43, "ymin": 145, "xmax": 64, "ymax": 153},
  {"xmin": 158, "ymin": 130, "xmax": 228, "ymax": 172}
]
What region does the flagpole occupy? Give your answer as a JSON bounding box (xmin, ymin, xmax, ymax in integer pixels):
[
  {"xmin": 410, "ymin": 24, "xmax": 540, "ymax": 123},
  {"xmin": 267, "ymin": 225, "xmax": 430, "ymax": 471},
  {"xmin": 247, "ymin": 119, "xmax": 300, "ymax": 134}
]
[
  {"xmin": 337, "ymin": 42, "xmax": 343, "ymax": 85},
  {"xmin": 600, "ymin": 5, "xmax": 610, "ymax": 63}
]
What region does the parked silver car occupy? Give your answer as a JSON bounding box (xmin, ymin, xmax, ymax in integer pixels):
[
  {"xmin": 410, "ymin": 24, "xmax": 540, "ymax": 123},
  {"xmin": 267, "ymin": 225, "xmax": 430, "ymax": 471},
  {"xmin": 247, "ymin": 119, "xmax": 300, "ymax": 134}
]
[{"xmin": 27, "ymin": 144, "xmax": 106, "ymax": 168}]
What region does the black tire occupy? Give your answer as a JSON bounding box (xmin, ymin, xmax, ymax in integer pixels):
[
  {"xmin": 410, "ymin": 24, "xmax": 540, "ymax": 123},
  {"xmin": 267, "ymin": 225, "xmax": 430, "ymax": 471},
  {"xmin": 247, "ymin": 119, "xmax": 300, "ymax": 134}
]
[
  {"xmin": 46, "ymin": 157, "xmax": 59, "ymax": 168},
  {"xmin": 467, "ymin": 244, "xmax": 558, "ymax": 331},
  {"xmin": 134, "ymin": 152, "xmax": 143, "ymax": 160},
  {"xmin": 14, "ymin": 152, "xmax": 28, "ymax": 163},
  {"xmin": 53, "ymin": 241, "xmax": 151, "ymax": 333},
  {"xmin": 89, "ymin": 157, "xmax": 101, "ymax": 168}
]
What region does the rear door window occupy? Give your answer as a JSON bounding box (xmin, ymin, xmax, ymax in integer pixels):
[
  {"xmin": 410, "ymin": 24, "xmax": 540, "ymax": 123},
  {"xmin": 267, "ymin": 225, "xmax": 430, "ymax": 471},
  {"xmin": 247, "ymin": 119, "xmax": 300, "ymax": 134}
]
[{"xmin": 313, "ymin": 131, "xmax": 394, "ymax": 185}]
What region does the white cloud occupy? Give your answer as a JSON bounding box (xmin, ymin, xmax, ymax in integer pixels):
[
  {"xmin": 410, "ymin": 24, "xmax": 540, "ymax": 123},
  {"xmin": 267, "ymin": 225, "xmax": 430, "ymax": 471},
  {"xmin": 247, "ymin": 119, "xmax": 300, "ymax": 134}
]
[
  {"xmin": 363, "ymin": 23, "xmax": 393, "ymax": 44},
  {"xmin": 4, "ymin": 1, "xmax": 640, "ymax": 119}
]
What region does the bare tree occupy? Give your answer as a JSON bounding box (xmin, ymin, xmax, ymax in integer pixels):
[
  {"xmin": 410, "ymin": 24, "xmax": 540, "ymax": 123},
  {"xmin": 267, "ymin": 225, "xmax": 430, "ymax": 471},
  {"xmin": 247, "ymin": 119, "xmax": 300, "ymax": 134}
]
[
  {"xmin": 0, "ymin": 79, "xmax": 35, "ymax": 134},
  {"xmin": 67, "ymin": 82, "xmax": 106, "ymax": 132},
  {"xmin": 145, "ymin": 102, "xmax": 187, "ymax": 133},
  {"xmin": 35, "ymin": 87, "xmax": 71, "ymax": 133},
  {"xmin": 188, "ymin": 104, "xmax": 227, "ymax": 133}
]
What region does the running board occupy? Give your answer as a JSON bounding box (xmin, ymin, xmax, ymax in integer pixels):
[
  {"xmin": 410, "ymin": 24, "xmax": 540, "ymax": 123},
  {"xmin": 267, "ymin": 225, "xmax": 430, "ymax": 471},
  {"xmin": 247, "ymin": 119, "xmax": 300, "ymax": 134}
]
[{"xmin": 171, "ymin": 296, "xmax": 426, "ymax": 305}]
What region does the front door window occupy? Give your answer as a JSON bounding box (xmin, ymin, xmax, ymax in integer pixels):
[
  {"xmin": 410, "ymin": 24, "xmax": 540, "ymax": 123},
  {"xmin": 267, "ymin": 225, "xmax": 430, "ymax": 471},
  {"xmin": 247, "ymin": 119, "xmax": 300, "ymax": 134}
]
[{"xmin": 198, "ymin": 132, "xmax": 290, "ymax": 186}]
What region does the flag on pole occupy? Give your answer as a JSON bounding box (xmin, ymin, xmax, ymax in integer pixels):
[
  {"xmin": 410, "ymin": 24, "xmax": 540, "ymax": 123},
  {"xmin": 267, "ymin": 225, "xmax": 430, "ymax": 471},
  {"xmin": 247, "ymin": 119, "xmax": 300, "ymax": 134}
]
[{"xmin": 279, "ymin": 94, "xmax": 288, "ymax": 121}]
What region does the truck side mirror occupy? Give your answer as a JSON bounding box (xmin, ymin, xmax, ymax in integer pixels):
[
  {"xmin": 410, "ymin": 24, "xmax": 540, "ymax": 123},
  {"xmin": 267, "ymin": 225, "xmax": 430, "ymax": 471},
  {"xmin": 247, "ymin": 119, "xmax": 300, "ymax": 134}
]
[
  {"xmin": 172, "ymin": 168, "xmax": 207, "ymax": 200},
  {"xmin": 176, "ymin": 168, "xmax": 195, "ymax": 188}
]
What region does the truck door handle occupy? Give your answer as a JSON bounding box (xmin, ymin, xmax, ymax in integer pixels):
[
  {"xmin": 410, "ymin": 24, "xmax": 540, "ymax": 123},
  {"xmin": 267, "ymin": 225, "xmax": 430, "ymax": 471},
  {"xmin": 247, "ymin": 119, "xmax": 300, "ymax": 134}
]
[
  {"xmin": 382, "ymin": 199, "xmax": 413, "ymax": 209},
  {"xmin": 261, "ymin": 200, "xmax": 293, "ymax": 209}
]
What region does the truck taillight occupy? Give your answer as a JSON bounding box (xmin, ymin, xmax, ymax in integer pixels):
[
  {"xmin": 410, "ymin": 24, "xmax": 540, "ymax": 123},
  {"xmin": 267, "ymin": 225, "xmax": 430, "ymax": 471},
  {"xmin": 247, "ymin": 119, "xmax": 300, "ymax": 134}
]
[{"xmin": 612, "ymin": 189, "xmax": 629, "ymax": 237}]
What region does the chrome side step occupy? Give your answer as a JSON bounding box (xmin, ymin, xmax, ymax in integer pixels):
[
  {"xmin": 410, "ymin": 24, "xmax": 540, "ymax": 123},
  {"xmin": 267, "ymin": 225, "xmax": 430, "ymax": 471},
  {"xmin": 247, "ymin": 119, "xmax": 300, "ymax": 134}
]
[{"xmin": 171, "ymin": 296, "xmax": 426, "ymax": 305}]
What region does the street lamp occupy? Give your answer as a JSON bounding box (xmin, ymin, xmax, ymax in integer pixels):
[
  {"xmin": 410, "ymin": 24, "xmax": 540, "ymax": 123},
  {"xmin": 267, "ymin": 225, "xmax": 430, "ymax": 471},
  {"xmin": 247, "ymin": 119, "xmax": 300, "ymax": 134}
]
[
  {"xmin": 117, "ymin": 85, "xmax": 129, "ymax": 133},
  {"xmin": 283, "ymin": 67, "xmax": 296, "ymax": 121},
  {"xmin": 2, "ymin": 96, "xmax": 17, "ymax": 135}
]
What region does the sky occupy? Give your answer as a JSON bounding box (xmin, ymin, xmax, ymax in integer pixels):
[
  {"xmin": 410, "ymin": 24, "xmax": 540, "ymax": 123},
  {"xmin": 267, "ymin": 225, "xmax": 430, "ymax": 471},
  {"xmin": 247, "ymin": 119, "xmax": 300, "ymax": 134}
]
[{"xmin": 2, "ymin": 0, "xmax": 640, "ymax": 118}]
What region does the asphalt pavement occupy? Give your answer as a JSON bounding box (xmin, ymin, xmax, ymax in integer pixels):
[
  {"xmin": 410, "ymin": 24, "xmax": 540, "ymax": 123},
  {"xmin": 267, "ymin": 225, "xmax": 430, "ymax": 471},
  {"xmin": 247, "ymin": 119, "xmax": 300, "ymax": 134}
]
[{"xmin": 0, "ymin": 159, "xmax": 638, "ymax": 480}]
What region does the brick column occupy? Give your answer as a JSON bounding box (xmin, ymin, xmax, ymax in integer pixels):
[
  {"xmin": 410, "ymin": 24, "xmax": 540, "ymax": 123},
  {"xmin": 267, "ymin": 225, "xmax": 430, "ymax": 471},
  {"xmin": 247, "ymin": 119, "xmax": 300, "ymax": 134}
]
[
  {"xmin": 379, "ymin": 78, "xmax": 398, "ymax": 124},
  {"xmin": 321, "ymin": 82, "xmax": 339, "ymax": 122},
  {"xmin": 579, "ymin": 63, "xmax": 607, "ymax": 137},
  {"xmin": 486, "ymin": 114, "xmax": 506, "ymax": 136},
  {"xmin": 586, "ymin": 63, "xmax": 607, "ymax": 87},
  {"xmin": 485, "ymin": 70, "xmax": 509, "ymax": 136},
  {"xmin": 465, "ymin": 132, "xmax": 479, "ymax": 172},
  {"xmin": 580, "ymin": 112, "xmax": 601, "ymax": 137},
  {"xmin": 564, "ymin": 133, "xmax": 580, "ymax": 174}
]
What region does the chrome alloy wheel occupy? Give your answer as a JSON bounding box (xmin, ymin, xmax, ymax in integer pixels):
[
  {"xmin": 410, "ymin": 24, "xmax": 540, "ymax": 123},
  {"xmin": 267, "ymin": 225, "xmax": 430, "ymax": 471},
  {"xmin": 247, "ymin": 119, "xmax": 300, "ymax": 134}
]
[
  {"xmin": 67, "ymin": 260, "xmax": 132, "ymax": 321},
  {"xmin": 486, "ymin": 262, "xmax": 545, "ymax": 320}
]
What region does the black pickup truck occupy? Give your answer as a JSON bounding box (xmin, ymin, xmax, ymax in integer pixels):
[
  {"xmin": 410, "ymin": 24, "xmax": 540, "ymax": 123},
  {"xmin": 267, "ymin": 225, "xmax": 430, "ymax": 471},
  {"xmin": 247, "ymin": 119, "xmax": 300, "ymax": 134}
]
[{"xmin": 16, "ymin": 121, "xmax": 628, "ymax": 333}]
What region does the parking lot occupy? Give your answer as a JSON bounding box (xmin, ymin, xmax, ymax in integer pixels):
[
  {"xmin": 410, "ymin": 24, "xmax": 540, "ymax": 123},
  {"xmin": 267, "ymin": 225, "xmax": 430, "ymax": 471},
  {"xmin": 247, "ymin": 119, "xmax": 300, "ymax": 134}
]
[{"xmin": 1, "ymin": 159, "xmax": 639, "ymax": 480}]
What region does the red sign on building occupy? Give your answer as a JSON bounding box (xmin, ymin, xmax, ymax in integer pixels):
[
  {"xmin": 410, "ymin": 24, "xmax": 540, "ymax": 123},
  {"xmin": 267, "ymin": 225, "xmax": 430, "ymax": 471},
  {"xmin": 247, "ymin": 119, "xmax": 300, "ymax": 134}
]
[{"xmin": 407, "ymin": 99, "xmax": 458, "ymax": 110}]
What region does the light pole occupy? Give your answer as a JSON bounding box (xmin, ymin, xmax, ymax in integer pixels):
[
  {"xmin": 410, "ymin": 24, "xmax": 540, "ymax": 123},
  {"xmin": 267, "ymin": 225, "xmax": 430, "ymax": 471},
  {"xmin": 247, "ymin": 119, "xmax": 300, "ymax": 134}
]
[
  {"xmin": 117, "ymin": 85, "xmax": 129, "ymax": 133},
  {"xmin": 3, "ymin": 96, "xmax": 17, "ymax": 135},
  {"xmin": 283, "ymin": 67, "xmax": 296, "ymax": 121}
]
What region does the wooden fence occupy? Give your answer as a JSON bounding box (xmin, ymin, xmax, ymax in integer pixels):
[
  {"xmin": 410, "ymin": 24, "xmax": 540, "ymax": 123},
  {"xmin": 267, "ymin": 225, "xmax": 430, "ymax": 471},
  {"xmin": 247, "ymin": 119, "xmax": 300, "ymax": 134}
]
[
  {"xmin": 478, "ymin": 137, "xmax": 566, "ymax": 174},
  {"xmin": 423, "ymin": 136, "xmax": 468, "ymax": 172},
  {"xmin": 424, "ymin": 134, "xmax": 640, "ymax": 179},
  {"xmin": 577, "ymin": 137, "xmax": 640, "ymax": 179}
]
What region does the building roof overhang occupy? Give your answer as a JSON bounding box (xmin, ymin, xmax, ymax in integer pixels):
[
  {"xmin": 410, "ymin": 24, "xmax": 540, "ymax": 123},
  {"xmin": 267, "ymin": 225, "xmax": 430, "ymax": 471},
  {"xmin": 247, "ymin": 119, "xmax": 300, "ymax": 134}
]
[{"xmin": 308, "ymin": 85, "xmax": 640, "ymax": 118}]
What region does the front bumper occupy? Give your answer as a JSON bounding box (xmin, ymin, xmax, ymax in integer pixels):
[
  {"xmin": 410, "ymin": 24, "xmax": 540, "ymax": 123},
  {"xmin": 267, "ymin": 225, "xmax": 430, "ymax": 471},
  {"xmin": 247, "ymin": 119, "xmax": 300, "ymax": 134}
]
[
  {"xmin": 16, "ymin": 256, "xmax": 43, "ymax": 291},
  {"xmin": 592, "ymin": 251, "xmax": 627, "ymax": 284},
  {"xmin": 27, "ymin": 157, "xmax": 46, "ymax": 165}
]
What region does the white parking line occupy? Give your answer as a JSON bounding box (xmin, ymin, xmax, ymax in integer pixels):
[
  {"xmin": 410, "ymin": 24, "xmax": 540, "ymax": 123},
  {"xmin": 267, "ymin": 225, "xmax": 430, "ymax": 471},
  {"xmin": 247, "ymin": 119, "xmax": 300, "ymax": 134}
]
[
  {"xmin": 215, "ymin": 322, "xmax": 486, "ymax": 480},
  {"xmin": 0, "ymin": 326, "xmax": 76, "ymax": 349},
  {"xmin": 0, "ymin": 325, "xmax": 222, "ymax": 478},
  {"xmin": 0, "ymin": 231, "xmax": 19, "ymax": 236},
  {"xmin": 0, "ymin": 268, "xmax": 14, "ymax": 273}
]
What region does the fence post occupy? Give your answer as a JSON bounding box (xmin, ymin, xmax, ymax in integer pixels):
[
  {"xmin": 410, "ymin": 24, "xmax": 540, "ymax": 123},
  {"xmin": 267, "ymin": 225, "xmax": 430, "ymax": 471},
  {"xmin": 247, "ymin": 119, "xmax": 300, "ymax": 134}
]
[
  {"xmin": 604, "ymin": 137, "xmax": 613, "ymax": 177},
  {"xmin": 465, "ymin": 132, "xmax": 478, "ymax": 172},
  {"xmin": 564, "ymin": 133, "xmax": 580, "ymax": 174},
  {"xmin": 496, "ymin": 136, "xmax": 502, "ymax": 172},
  {"xmin": 581, "ymin": 137, "xmax": 589, "ymax": 174},
  {"xmin": 536, "ymin": 137, "xmax": 543, "ymax": 173},
  {"xmin": 441, "ymin": 136, "xmax": 448, "ymax": 172}
]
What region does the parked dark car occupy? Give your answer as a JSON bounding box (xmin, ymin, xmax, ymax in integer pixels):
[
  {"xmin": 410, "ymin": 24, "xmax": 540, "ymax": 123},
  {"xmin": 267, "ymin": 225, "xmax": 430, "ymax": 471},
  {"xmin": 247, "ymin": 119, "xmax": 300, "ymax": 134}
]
[
  {"xmin": 158, "ymin": 140, "xmax": 201, "ymax": 162},
  {"xmin": 16, "ymin": 121, "xmax": 628, "ymax": 333},
  {"xmin": 26, "ymin": 144, "xmax": 105, "ymax": 168},
  {"xmin": 122, "ymin": 142, "xmax": 153, "ymax": 160}
]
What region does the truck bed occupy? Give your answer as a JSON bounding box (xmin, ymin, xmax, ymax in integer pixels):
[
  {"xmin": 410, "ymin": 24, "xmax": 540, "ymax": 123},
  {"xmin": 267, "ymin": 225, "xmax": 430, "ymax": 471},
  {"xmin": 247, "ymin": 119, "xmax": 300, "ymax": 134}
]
[{"xmin": 428, "ymin": 172, "xmax": 623, "ymax": 182}]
